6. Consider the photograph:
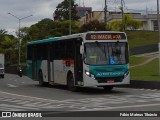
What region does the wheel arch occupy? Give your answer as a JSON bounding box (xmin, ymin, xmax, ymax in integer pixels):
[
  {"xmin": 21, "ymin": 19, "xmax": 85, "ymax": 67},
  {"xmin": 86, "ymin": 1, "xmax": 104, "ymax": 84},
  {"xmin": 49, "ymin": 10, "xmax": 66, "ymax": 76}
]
[{"xmin": 67, "ymin": 70, "xmax": 73, "ymax": 81}]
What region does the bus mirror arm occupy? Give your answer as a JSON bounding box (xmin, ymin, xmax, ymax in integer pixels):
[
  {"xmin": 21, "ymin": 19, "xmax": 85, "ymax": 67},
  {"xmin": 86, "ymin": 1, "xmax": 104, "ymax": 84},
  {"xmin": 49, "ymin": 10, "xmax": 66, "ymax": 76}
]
[
  {"xmin": 82, "ymin": 54, "xmax": 86, "ymax": 61},
  {"xmin": 80, "ymin": 45, "xmax": 83, "ymax": 54}
]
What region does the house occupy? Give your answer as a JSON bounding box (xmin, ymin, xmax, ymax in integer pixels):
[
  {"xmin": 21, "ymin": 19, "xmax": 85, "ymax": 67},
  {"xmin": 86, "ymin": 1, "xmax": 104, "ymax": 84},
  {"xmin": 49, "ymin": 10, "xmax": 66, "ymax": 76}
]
[{"xmin": 79, "ymin": 11, "xmax": 159, "ymax": 31}]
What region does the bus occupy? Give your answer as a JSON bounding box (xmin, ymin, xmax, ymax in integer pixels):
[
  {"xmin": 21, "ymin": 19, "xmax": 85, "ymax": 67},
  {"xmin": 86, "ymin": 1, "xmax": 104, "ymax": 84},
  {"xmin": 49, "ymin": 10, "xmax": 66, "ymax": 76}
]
[{"xmin": 26, "ymin": 31, "xmax": 129, "ymax": 91}]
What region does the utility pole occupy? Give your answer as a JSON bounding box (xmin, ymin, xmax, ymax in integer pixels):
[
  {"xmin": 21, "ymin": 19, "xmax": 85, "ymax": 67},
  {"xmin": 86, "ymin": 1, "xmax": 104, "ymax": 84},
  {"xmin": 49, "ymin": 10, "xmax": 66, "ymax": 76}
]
[
  {"xmin": 69, "ymin": 0, "xmax": 72, "ymax": 35},
  {"xmin": 121, "ymin": 0, "xmax": 124, "ymax": 31},
  {"xmin": 157, "ymin": 0, "xmax": 160, "ymax": 75},
  {"xmin": 104, "ymin": 0, "xmax": 107, "ymax": 24}
]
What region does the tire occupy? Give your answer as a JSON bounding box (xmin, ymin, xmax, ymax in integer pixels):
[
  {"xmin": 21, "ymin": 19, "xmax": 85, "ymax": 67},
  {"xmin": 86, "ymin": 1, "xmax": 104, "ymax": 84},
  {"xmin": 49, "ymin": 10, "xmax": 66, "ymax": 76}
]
[
  {"xmin": 20, "ymin": 73, "xmax": 22, "ymax": 77},
  {"xmin": 38, "ymin": 72, "xmax": 45, "ymax": 87},
  {"xmin": 67, "ymin": 74, "xmax": 77, "ymax": 92},
  {"xmin": 103, "ymin": 86, "xmax": 114, "ymax": 91},
  {"xmin": 1, "ymin": 75, "xmax": 4, "ymax": 78}
]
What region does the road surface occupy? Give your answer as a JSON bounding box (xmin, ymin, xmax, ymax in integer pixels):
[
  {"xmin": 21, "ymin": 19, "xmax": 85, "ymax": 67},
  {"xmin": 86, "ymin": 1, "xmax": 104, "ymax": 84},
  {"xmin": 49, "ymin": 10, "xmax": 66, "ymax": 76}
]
[{"xmin": 0, "ymin": 74, "xmax": 160, "ymax": 119}]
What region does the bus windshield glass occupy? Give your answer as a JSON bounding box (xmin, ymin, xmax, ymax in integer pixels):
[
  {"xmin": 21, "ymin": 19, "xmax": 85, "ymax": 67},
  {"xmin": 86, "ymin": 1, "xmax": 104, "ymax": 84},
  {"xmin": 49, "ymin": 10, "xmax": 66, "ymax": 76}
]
[
  {"xmin": 84, "ymin": 42, "xmax": 128, "ymax": 65},
  {"xmin": 0, "ymin": 64, "xmax": 3, "ymax": 68}
]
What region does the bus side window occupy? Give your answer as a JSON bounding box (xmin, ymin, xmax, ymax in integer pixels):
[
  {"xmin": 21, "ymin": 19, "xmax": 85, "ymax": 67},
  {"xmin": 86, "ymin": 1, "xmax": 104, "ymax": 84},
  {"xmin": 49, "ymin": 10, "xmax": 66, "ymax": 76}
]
[
  {"xmin": 27, "ymin": 45, "xmax": 32, "ymax": 60},
  {"xmin": 37, "ymin": 43, "xmax": 47, "ymax": 60},
  {"xmin": 66, "ymin": 40, "xmax": 74, "ymax": 59}
]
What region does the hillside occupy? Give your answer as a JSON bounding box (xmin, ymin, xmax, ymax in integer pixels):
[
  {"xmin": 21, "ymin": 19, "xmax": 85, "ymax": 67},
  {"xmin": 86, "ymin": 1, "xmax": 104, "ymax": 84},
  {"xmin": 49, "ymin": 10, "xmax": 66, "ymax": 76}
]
[{"xmin": 126, "ymin": 31, "xmax": 159, "ymax": 48}]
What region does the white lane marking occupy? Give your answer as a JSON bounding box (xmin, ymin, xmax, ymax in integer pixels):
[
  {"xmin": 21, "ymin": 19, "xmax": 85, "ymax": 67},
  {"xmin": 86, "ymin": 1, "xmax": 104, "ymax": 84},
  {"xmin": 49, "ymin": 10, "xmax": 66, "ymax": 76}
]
[
  {"xmin": 1, "ymin": 90, "xmax": 160, "ymax": 111},
  {"xmin": 0, "ymin": 104, "xmax": 40, "ymax": 110},
  {"xmin": 0, "ymin": 90, "xmax": 59, "ymax": 102},
  {"xmin": 81, "ymin": 103, "xmax": 160, "ymax": 111},
  {"xmin": 7, "ymin": 84, "xmax": 18, "ymax": 88}
]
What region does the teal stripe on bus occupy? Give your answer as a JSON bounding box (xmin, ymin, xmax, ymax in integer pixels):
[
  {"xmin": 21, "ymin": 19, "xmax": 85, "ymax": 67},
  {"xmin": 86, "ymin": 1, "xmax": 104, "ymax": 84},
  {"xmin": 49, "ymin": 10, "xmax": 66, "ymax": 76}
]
[
  {"xmin": 27, "ymin": 37, "xmax": 60, "ymax": 45},
  {"xmin": 89, "ymin": 64, "xmax": 129, "ymax": 78}
]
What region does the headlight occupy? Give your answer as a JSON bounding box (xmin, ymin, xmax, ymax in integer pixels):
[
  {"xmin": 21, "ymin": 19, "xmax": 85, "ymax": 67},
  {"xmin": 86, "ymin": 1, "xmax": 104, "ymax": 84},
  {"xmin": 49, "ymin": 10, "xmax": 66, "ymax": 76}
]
[
  {"xmin": 85, "ymin": 71, "xmax": 90, "ymax": 76},
  {"xmin": 85, "ymin": 70, "xmax": 95, "ymax": 79}
]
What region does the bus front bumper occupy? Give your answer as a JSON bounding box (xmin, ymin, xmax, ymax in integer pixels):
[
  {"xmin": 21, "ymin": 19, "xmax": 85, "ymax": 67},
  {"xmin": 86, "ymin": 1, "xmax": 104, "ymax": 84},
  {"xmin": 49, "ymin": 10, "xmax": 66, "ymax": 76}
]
[{"xmin": 82, "ymin": 72, "xmax": 130, "ymax": 87}]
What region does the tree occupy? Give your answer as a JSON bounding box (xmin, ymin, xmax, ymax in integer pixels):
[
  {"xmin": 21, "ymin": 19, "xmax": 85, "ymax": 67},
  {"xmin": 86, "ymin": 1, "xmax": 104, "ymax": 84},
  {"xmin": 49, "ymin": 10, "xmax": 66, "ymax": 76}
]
[
  {"xmin": 0, "ymin": 29, "xmax": 7, "ymax": 45},
  {"xmin": 0, "ymin": 34, "xmax": 18, "ymax": 65},
  {"xmin": 53, "ymin": 20, "xmax": 79, "ymax": 36},
  {"xmin": 108, "ymin": 20, "xmax": 122, "ymax": 31},
  {"xmin": 79, "ymin": 20, "xmax": 106, "ymax": 32},
  {"xmin": 23, "ymin": 18, "xmax": 57, "ymax": 41},
  {"xmin": 23, "ymin": 18, "xmax": 79, "ymax": 42},
  {"xmin": 0, "ymin": 29, "xmax": 7, "ymax": 35},
  {"xmin": 108, "ymin": 14, "xmax": 142, "ymax": 31},
  {"xmin": 54, "ymin": 0, "xmax": 79, "ymax": 21}
]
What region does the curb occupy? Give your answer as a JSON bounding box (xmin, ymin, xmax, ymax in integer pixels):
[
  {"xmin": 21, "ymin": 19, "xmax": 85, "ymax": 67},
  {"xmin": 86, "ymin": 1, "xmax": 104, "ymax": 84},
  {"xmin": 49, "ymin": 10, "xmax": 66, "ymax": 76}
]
[{"xmin": 122, "ymin": 80, "xmax": 160, "ymax": 90}]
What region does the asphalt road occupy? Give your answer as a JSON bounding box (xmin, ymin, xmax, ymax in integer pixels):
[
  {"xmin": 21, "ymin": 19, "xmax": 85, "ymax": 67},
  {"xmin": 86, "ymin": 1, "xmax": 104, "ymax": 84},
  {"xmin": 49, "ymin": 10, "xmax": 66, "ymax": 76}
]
[
  {"xmin": 135, "ymin": 51, "xmax": 159, "ymax": 58},
  {"xmin": 0, "ymin": 74, "xmax": 160, "ymax": 119}
]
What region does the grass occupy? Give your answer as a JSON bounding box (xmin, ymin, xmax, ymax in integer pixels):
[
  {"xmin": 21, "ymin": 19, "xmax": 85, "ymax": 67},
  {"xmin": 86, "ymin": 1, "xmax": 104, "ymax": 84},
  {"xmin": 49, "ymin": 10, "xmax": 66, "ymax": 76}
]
[
  {"xmin": 130, "ymin": 56, "xmax": 160, "ymax": 81},
  {"xmin": 129, "ymin": 56, "xmax": 149, "ymax": 66},
  {"xmin": 126, "ymin": 31, "xmax": 159, "ymax": 48},
  {"xmin": 126, "ymin": 31, "xmax": 159, "ymax": 81}
]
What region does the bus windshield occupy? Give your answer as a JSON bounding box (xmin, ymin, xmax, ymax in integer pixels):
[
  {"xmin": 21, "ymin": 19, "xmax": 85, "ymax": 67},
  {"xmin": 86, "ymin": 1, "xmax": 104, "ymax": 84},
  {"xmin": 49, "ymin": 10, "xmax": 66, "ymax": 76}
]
[
  {"xmin": 84, "ymin": 42, "xmax": 128, "ymax": 65},
  {"xmin": 0, "ymin": 64, "xmax": 3, "ymax": 68}
]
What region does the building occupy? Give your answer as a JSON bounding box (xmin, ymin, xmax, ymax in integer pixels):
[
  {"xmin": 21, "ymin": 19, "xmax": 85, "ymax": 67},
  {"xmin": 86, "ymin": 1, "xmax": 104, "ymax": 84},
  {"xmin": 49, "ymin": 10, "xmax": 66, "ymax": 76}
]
[
  {"xmin": 76, "ymin": 6, "xmax": 92, "ymax": 17},
  {"xmin": 79, "ymin": 11, "xmax": 104, "ymax": 26},
  {"xmin": 79, "ymin": 11, "xmax": 159, "ymax": 31}
]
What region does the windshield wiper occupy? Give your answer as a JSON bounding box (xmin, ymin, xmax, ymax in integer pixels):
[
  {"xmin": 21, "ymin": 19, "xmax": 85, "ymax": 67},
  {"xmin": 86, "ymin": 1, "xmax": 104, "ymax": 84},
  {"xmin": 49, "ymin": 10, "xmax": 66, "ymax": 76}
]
[{"xmin": 95, "ymin": 41, "xmax": 108, "ymax": 60}]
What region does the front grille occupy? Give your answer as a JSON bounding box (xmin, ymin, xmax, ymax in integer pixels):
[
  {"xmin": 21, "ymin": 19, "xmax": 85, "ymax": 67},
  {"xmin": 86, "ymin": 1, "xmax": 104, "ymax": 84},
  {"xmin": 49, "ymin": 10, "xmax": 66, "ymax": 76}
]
[{"xmin": 96, "ymin": 76, "xmax": 124, "ymax": 83}]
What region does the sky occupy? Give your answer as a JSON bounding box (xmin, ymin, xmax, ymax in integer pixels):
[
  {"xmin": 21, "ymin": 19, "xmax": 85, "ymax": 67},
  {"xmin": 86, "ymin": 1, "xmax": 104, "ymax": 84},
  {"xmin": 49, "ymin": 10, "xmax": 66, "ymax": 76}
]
[{"xmin": 0, "ymin": 0, "xmax": 157, "ymax": 35}]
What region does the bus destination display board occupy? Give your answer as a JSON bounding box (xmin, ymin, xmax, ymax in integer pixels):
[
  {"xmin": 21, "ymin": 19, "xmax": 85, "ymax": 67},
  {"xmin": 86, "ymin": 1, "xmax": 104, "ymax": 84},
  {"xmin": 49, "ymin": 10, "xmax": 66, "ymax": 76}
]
[{"xmin": 86, "ymin": 33, "xmax": 126, "ymax": 40}]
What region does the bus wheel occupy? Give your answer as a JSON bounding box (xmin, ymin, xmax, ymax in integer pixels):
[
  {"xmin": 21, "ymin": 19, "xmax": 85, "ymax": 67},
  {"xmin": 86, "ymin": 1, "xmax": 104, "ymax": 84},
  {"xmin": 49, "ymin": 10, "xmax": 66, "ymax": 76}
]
[
  {"xmin": 38, "ymin": 72, "xmax": 45, "ymax": 87},
  {"xmin": 67, "ymin": 74, "xmax": 77, "ymax": 92},
  {"xmin": 103, "ymin": 86, "xmax": 113, "ymax": 91}
]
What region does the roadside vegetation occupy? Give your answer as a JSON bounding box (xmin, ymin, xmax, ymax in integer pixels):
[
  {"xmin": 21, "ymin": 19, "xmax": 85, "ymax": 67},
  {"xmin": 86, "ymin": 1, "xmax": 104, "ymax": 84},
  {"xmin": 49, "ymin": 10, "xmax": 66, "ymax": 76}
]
[
  {"xmin": 130, "ymin": 56, "xmax": 159, "ymax": 81},
  {"xmin": 126, "ymin": 31, "xmax": 158, "ymax": 48}
]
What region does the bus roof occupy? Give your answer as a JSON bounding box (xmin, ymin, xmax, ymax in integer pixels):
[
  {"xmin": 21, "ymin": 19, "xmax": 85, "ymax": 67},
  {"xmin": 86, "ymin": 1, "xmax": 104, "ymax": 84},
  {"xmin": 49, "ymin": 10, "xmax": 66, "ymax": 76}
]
[
  {"xmin": 27, "ymin": 37, "xmax": 60, "ymax": 45},
  {"xmin": 27, "ymin": 31, "xmax": 127, "ymax": 45}
]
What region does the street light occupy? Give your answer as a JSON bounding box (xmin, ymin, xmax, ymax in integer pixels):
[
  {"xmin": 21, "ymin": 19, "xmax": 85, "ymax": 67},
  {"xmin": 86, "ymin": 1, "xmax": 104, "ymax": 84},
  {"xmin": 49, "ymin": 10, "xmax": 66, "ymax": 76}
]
[{"xmin": 8, "ymin": 12, "xmax": 33, "ymax": 65}]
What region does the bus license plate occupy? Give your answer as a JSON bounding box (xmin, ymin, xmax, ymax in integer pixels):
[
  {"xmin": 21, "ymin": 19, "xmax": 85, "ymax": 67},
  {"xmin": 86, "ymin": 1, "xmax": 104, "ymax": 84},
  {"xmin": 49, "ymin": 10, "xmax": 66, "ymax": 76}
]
[{"xmin": 107, "ymin": 80, "xmax": 114, "ymax": 83}]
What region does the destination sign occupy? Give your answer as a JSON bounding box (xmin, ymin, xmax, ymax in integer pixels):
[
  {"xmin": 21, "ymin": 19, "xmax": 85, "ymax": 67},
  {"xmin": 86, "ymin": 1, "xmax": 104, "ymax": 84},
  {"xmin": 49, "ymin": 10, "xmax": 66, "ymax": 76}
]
[{"xmin": 86, "ymin": 33, "xmax": 126, "ymax": 40}]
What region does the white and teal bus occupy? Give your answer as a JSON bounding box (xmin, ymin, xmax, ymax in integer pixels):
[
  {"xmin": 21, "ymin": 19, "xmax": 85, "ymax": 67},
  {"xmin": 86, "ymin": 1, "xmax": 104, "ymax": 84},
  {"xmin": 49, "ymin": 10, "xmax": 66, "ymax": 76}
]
[{"xmin": 26, "ymin": 31, "xmax": 129, "ymax": 91}]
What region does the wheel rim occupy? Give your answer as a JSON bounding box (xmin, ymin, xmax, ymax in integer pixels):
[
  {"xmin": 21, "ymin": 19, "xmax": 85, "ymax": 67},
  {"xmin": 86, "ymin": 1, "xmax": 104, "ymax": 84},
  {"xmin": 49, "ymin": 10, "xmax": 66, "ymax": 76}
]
[{"xmin": 39, "ymin": 72, "xmax": 43, "ymax": 86}]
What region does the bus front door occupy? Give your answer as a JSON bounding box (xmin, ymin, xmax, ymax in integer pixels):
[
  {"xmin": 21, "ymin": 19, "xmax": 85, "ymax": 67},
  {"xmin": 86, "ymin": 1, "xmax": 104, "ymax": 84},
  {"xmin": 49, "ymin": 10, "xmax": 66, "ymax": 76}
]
[{"xmin": 74, "ymin": 40, "xmax": 83, "ymax": 85}]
